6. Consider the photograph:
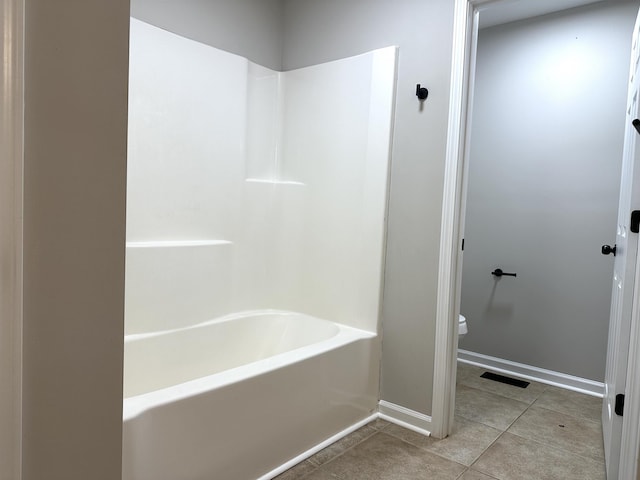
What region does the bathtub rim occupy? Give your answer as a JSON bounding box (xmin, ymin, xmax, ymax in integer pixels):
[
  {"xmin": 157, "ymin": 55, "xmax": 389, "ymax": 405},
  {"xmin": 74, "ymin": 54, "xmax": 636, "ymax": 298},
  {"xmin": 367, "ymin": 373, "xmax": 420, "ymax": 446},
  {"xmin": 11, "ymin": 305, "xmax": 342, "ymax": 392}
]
[
  {"xmin": 124, "ymin": 308, "xmax": 345, "ymax": 342},
  {"xmin": 123, "ymin": 310, "xmax": 376, "ymax": 422}
]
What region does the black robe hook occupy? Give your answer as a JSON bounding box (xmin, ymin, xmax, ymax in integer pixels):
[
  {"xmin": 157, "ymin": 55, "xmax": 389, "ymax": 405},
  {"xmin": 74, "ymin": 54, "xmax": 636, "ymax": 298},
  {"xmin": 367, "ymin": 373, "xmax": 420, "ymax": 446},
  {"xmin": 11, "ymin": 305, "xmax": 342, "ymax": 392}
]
[{"xmin": 416, "ymin": 84, "xmax": 429, "ymax": 100}]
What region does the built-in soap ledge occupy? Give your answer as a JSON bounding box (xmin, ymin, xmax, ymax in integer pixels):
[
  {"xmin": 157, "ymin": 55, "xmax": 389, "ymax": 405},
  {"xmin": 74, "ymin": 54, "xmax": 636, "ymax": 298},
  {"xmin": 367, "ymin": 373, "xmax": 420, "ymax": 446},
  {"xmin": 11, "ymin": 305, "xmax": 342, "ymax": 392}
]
[
  {"xmin": 126, "ymin": 240, "xmax": 232, "ymax": 248},
  {"xmin": 245, "ymin": 178, "xmax": 305, "ymax": 186}
]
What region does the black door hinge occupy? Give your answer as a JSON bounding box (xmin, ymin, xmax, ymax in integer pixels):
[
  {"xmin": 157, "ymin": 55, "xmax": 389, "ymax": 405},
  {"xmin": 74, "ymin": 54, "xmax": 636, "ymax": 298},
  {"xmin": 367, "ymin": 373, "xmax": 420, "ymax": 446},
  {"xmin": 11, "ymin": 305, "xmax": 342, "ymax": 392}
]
[
  {"xmin": 615, "ymin": 393, "xmax": 625, "ymax": 416},
  {"xmin": 462, "ymin": 238, "xmax": 465, "ymax": 251},
  {"xmin": 631, "ymin": 210, "xmax": 640, "ymax": 234}
]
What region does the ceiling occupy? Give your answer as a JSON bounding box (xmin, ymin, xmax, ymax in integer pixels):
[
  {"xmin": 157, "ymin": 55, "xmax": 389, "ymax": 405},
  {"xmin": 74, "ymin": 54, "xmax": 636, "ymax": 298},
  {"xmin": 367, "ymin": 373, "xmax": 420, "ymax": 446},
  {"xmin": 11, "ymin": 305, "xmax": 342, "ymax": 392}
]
[{"xmin": 478, "ymin": 0, "xmax": 606, "ymax": 28}]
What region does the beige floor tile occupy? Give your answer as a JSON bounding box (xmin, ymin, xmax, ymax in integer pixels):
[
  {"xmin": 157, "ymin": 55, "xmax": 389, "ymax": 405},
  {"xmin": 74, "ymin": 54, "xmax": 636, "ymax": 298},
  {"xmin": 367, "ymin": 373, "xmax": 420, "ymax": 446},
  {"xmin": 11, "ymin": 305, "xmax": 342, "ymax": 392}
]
[
  {"xmin": 472, "ymin": 432, "xmax": 606, "ymax": 480},
  {"xmin": 457, "ymin": 362, "xmax": 484, "ymax": 383},
  {"xmin": 272, "ymin": 460, "xmax": 318, "ymax": 480},
  {"xmin": 371, "ymin": 418, "xmax": 392, "ymax": 430},
  {"xmin": 460, "ymin": 470, "xmax": 499, "ymax": 480},
  {"xmin": 455, "ymin": 384, "xmax": 529, "ymax": 430},
  {"xmin": 320, "ymin": 432, "xmax": 466, "ymax": 480},
  {"xmin": 299, "ymin": 468, "xmax": 342, "ymax": 480},
  {"xmin": 533, "ymin": 385, "xmax": 603, "ymax": 422},
  {"xmin": 456, "ymin": 363, "xmax": 547, "ymax": 404},
  {"xmin": 308, "ymin": 424, "xmax": 378, "ymax": 466},
  {"xmin": 385, "ymin": 417, "xmax": 501, "ymax": 466},
  {"xmin": 383, "ymin": 423, "xmax": 437, "ymax": 450},
  {"xmin": 426, "ymin": 416, "xmax": 502, "ymax": 466},
  {"xmin": 507, "ymin": 405, "xmax": 604, "ymax": 460}
]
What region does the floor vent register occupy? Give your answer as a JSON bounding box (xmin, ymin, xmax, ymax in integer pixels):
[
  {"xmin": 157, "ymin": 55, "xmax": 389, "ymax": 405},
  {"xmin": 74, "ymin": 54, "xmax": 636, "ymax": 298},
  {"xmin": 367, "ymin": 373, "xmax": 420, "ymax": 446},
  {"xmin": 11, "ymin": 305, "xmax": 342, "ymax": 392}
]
[{"xmin": 480, "ymin": 371, "xmax": 530, "ymax": 389}]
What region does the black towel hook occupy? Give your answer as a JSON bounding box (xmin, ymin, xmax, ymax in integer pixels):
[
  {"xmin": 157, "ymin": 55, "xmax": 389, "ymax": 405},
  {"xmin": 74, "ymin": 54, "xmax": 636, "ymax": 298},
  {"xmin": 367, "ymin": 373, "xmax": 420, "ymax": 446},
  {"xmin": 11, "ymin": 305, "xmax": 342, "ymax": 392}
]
[{"xmin": 416, "ymin": 84, "xmax": 429, "ymax": 100}]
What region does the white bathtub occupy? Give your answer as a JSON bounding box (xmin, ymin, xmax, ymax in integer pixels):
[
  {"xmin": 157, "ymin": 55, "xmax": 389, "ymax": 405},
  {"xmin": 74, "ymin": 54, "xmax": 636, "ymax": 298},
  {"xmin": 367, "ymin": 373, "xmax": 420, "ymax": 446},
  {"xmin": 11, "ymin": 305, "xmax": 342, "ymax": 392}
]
[{"xmin": 122, "ymin": 310, "xmax": 379, "ymax": 480}]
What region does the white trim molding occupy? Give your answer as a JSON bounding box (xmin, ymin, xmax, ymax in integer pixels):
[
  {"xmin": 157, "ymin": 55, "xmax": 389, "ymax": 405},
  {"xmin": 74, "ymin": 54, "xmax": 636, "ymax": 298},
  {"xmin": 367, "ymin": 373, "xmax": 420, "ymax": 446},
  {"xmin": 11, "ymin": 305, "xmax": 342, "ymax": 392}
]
[
  {"xmin": 619, "ymin": 201, "xmax": 640, "ymax": 479},
  {"xmin": 431, "ymin": 0, "xmax": 600, "ymax": 439},
  {"xmin": 259, "ymin": 414, "xmax": 378, "ymax": 480},
  {"xmin": 0, "ymin": 0, "xmax": 24, "ymax": 477},
  {"xmin": 431, "ymin": 0, "xmax": 480, "ymax": 439},
  {"xmin": 378, "ymin": 400, "xmax": 432, "ymax": 436},
  {"xmin": 458, "ymin": 350, "xmax": 604, "ymax": 397},
  {"xmin": 260, "ymin": 406, "xmax": 431, "ymax": 480}
]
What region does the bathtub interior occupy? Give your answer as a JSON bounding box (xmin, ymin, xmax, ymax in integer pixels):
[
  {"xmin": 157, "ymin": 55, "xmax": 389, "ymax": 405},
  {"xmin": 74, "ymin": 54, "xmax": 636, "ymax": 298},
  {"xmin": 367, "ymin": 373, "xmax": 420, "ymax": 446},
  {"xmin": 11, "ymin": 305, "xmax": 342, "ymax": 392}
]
[{"xmin": 123, "ymin": 310, "xmax": 345, "ymax": 398}]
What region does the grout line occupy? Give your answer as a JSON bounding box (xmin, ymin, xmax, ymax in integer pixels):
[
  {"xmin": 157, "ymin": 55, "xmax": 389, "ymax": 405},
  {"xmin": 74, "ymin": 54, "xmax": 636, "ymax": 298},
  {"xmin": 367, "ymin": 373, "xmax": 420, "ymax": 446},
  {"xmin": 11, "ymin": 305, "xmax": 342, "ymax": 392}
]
[
  {"xmin": 525, "ymin": 403, "xmax": 603, "ymax": 426},
  {"xmin": 458, "ymin": 366, "xmax": 606, "ymax": 472},
  {"xmin": 381, "ymin": 408, "xmax": 501, "ymax": 471},
  {"xmin": 297, "ymin": 396, "xmax": 603, "ymax": 479},
  {"xmin": 455, "ymin": 383, "xmax": 530, "ymax": 430},
  {"xmin": 503, "ymin": 427, "xmax": 606, "ymax": 464},
  {"xmin": 502, "ymin": 398, "xmax": 605, "ymax": 464},
  {"xmin": 304, "ymin": 421, "xmax": 381, "ymax": 470},
  {"xmin": 454, "ymin": 468, "xmax": 469, "ymax": 479},
  {"xmin": 468, "ymin": 429, "xmax": 509, "ymax": 470}
]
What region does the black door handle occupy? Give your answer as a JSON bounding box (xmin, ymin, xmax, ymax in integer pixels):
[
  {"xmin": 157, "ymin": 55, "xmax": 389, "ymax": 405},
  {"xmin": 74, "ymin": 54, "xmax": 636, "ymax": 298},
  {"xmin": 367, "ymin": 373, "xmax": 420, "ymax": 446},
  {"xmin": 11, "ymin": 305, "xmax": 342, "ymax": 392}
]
[
  {"xmin": 492, "ymin": 268, "xmax": 516, "ymax": 277},
  {"xmin": 602, "ymin": 244, "xmax": 617, "ymax": 256}
]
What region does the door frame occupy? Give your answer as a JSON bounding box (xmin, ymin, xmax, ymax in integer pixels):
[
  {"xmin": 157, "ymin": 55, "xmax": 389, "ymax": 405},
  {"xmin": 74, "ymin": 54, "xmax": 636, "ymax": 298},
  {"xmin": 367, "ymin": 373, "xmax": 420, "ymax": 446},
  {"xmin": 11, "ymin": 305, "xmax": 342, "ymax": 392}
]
[
  {"xmin": 620, "ymin": 257, "xmax": 640, "ymax": 480},
  {"xmin": 0, "ymin": 0, "xmax": 24, "ymax": 477},
  {"xmin": 433, "ymin": 1, "xmax": 640, "ymax": 476},
  {"xmin": 431, "ymin": 0, "xmax": 489, "ymax": 439}
]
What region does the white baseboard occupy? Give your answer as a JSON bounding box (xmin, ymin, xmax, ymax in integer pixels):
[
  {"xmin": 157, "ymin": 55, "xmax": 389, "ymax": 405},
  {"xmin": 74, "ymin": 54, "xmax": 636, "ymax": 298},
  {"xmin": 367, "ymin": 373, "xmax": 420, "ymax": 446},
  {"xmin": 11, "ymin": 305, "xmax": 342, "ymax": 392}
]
[
  {"xmin": 263, "ymin": 402, "xmax": 433, "ymax": 479},
  {"xmin": 260, "ymin": 413, "xmax": 378, "ymax": 480},
  {"xmin": 458, "ymin": 349, "xmax": 604, "ymax": 398},
  {"xmin": 378, "ymin": 400, "xmax": 432, "ymax": 436}
]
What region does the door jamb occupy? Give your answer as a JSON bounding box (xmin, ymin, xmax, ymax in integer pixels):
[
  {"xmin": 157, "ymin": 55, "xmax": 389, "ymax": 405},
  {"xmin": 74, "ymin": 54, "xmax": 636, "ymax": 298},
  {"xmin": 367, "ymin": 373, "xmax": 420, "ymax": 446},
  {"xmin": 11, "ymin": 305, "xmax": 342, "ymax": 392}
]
[
  {"xmin": 620, "ymin": 253, "xmax": 640, "ymax": 480},
  {"xmin": 1, "ymin": 0, "xmax": 24, "ymax": 477},
  {"xmin": 431, "ymin": 0, "xmax": 490, "ymax": 439}
]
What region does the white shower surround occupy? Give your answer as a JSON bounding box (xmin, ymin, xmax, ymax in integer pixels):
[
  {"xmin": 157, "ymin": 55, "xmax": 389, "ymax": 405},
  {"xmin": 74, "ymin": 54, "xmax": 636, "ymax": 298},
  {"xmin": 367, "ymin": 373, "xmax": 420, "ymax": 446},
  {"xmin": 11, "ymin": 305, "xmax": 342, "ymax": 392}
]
[
  {"xmin": 124, "ymin": 18, "xmax": 397, "ymax": 480},
  {"xmin": 126, "ymin": 19, "xmax": 396, "ymax": 334}
]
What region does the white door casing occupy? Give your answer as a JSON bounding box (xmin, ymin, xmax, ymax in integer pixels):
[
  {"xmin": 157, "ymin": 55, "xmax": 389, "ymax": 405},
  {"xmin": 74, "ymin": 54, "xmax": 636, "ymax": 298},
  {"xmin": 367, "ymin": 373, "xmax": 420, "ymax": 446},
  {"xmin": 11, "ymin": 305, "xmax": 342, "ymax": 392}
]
[
  {"xmin": 603, "ymin": 8, "xmax": 640, "ymax": 479},
  {"xmin": 0, "ymin": 0, "xmax": 24, "ymax": 478}
]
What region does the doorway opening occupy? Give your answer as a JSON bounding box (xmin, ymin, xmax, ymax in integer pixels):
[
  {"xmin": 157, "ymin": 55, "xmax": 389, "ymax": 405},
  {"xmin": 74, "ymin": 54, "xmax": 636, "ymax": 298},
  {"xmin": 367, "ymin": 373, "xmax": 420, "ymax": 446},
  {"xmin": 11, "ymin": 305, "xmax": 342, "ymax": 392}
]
[
  {"xmin": 457, "ymin": 1, "xmax": 629, "ymax": 390},
  {"xmin": 433, "ymin": 0, "xmax": 640, "ymax": 478}
]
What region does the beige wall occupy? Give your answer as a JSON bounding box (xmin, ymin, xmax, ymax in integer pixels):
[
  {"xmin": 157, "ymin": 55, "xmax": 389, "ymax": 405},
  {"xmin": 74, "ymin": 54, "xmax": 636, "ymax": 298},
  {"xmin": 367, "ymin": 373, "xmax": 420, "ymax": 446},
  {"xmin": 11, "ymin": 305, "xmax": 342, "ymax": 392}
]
[
  {"xmin": 22, "ymin": 1, "xmax": 130, "ymax": 479},
  {"xmin": 282, "ymin": 0, "xmax": 456, "ymax": 415}
]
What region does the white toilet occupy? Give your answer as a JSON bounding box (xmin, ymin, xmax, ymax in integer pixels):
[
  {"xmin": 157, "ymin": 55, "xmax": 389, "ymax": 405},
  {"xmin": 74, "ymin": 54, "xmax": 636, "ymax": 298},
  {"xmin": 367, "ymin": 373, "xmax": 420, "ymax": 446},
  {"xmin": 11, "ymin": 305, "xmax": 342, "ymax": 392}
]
[{"xmin": 458, "ymin": 314, "xmax": 468, "ymax": 338}]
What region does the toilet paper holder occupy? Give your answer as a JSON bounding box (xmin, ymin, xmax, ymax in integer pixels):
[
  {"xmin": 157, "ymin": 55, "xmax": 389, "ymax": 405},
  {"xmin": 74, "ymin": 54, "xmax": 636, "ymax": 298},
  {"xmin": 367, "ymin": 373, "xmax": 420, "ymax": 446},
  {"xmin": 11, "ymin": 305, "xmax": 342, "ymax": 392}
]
[{"xmin": 491, "ymin": 268, "xmax": 516, "ymax": 278}]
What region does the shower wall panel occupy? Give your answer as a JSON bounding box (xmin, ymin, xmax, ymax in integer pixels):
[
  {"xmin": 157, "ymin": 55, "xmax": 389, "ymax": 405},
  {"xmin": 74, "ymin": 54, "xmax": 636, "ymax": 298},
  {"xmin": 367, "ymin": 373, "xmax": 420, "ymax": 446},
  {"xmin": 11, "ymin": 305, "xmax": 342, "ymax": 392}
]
[
  {"xmin": 127, "ymin": 19, "xmax": 246, "ymax": 242},
  {"xmin": 276, "ymin": 49, "xmax": 396, "ymax": 331},
  {"xmin": 126, "ymin": 18, "xmax": 396, "ymax": 334}
]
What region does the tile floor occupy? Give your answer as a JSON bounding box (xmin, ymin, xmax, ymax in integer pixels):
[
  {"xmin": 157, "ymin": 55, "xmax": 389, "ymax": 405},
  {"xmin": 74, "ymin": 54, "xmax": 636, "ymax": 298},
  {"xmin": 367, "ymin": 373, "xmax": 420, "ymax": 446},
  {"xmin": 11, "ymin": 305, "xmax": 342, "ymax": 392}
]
[{"xmin": 274, "ymin": 362, "xmax": 605, "ymax": 480}]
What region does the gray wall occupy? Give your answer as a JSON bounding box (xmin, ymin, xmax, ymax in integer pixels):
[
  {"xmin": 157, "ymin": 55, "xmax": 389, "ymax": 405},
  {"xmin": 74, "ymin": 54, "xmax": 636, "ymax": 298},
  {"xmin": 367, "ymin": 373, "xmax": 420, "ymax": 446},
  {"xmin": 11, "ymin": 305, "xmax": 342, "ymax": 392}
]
[
  {"xmin": 130, "ymin": 0, "xmax": 284, "ymax": 70},
  {"xmin": 282, "ymin": 0, "xmax": 455, "ymax": 415},
  {"xmin": 460, "ymin": 1, "xmax": 638, "ymax": 381},
  {"xmin": 22, "ymin": 0, "xmax": 130, "ymax": 478}
]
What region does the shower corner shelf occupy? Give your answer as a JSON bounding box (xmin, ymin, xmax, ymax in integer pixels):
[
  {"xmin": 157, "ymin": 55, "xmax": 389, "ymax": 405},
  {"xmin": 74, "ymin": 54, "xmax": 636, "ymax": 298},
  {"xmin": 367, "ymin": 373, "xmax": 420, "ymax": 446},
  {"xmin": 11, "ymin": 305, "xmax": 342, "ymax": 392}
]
[
  {"xmin": 126, "ymin": 240, "xmax": 232, "ymax": 248},
  {"xmin": 245, "ymin": 178, "xmax": 306, "ymax": 187}
]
